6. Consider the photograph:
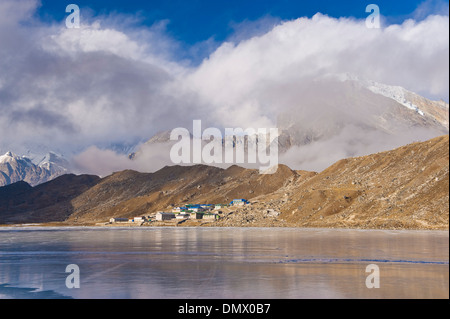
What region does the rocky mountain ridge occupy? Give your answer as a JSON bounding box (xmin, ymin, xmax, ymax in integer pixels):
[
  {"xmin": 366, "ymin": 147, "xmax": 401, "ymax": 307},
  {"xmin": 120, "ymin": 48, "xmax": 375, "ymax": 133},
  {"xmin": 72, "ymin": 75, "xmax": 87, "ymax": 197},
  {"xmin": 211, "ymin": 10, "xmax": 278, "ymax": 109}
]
[
  {"xmin": 0, "ymin": 151, "xmax": 69, "ymax": 187},
  {"xmin": 0, "ymin": 135, "xmax": 448, "ymax": 230}
]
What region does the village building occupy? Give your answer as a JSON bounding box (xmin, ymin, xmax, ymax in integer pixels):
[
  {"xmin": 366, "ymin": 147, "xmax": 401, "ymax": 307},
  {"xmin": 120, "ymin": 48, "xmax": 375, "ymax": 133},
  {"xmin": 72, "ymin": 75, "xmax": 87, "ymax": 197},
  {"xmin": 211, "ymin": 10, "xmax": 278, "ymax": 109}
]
[
  {"xmin": 107, "ymin": 201, "xmax": 246, "ymax": 225},
  {"xmin": 190, "ymin": 212, "xmax": 204, "ymax": 220},
  {"xmin": 181, "ymin": 204, "xmax": 206, "ymax": 213},
  {"xmin": 203, "ymin": 213, "xmax": 219, "ymax": 220},
  {"xmin": 229, "ymin": 199, "xmax": 250, "ymax": 206},
  {"xmin": 156, "ymin": 212, "xmax": 176, "ymax": 221},
  {"xmin": 172, "ymin": 206, "xmax": 188, "ymax": 213}
]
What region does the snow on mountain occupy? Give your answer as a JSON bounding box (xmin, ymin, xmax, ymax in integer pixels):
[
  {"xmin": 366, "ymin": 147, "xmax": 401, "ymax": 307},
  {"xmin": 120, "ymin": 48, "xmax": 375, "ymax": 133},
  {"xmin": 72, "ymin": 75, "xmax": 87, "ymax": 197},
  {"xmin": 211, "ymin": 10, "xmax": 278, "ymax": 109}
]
[
  {"xmin": 0, "ymin": 152, "xmax": 33, "ymax": 167},
  {"xmin": 333, "ymin": 73, "xmax": 449, "ymax": 128},
  {"xmin": 37, "ymin": 152, "xmax": 70, "ymax": 176},
  {"xmin": 0, "ymin": 151, "xmax": 70, "ymax": 187},
  {"xmin": 365, "ymin": 82, "xmax": 425, "ymax": 116}
]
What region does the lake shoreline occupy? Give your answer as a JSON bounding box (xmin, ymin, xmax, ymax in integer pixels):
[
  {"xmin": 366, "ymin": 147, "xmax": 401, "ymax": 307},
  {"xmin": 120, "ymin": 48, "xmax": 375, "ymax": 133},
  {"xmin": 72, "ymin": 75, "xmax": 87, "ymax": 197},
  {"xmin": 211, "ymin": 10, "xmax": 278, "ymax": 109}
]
[{"xmin": 0, "ymin": 221, "xmax": 448, "ymax": 232}]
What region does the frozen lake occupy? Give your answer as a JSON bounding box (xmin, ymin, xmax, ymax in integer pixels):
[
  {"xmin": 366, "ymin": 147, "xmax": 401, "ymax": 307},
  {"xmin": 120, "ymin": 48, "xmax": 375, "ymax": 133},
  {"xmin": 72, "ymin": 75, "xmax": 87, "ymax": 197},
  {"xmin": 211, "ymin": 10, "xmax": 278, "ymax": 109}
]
[{"xmin": 0, "ymin": 227, "xmax": 448, "ymax": 299}]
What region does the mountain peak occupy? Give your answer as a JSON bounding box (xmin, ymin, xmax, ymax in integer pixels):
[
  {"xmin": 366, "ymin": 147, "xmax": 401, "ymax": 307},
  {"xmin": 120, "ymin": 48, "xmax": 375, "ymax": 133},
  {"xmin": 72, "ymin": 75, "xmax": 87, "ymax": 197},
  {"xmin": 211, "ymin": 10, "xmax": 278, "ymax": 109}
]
[
  {"xmin": 0, "ymin": 151, "xmax": 18, "ymax": 163},
  {"xmin": 0, "ymin": 150, "xmax": 69, "ymax": 187},
  {"xmin": 334, "ymin": 73, "xmax": 449, "ymax": 126}
]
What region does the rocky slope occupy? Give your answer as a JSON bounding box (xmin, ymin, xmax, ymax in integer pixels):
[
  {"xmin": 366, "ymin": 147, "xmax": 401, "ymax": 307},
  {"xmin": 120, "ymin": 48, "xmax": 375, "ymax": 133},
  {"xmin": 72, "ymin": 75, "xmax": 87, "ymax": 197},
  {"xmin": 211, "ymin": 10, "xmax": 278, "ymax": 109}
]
[
  {"xmin": 66, "ymin": 163, "xmax": 300, "ymax": 223},
  {"xmin": 0, "ymin": 135, "xmax": 448, "ymax": 230},
  {"xmin": 280, "ymin": 134, "xmax": 449, "ymax": 229},
  {"xmin": 216, "ymin": 135, "xmax": 449, "ymax": 230}
]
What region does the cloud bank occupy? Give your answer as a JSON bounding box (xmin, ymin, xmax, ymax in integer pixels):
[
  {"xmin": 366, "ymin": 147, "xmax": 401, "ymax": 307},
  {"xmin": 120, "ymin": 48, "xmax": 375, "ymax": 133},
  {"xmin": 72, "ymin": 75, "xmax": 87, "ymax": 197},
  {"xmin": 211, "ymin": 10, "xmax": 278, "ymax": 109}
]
[{"xmin": 0, "ymin": 0, "xmax": 448, "ymax": 175}]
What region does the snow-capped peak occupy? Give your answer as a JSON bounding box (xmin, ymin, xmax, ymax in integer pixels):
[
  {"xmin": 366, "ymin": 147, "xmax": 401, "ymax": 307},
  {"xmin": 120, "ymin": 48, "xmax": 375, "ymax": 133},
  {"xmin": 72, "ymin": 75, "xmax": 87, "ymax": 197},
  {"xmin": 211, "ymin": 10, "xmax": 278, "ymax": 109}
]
[
  {"xmin": 1, "ymin": 150, "xmax": 70, "ymax": 187},
  {"xmin": 363, "ymin": 81, "xmax": 425, "ymax": 116},
  {"xmin": 330, "ymin": 73, "xmax": 426, "ymax": 116},
  {"xmin": 0, "ymin": 151, "xmax": 19, "ymax": 163},
  {"xmin": 38, "ymin": 152, "xmax": 62, "ymax": 165},
  {"xmin": 36, "ymin": 152, "xmax": 69, "ymax": 176},
  {"xmin": 0, "ymin": 151, "xmax": 34, "ymax": 167}
]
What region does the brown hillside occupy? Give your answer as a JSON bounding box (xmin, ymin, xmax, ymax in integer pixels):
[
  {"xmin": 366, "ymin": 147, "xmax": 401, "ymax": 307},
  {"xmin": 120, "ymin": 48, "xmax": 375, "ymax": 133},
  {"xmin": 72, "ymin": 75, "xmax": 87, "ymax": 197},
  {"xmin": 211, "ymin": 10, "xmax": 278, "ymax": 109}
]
[
  {"xmin": 0, "ymin": 135, "xmax": 447, "ymax": 230},
  {"xmin": 0, "ymin": 174, "xmax": 100, "ymax": 224},
  {"xmin": 277, "ymin": 135, "xmax": 449, "ymax": 229},
  {"xmin": 66, "ymin": 163, "xmax": 301, "ymax": 223}
]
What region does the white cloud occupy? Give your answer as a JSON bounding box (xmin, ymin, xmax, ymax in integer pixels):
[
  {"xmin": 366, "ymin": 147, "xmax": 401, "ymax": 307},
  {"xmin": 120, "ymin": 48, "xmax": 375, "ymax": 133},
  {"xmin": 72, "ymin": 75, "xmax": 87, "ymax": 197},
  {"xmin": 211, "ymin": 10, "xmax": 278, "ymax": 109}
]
[
  {"xmin": 49, "ymin": 22, "xmax": 144, "ymax": 60},
  {"xmin": 186, "ymin": 13, "xmax": 449, "ymax": 131},
  {"xmin": 278, "ymin": 125, "xmax": 443, "ymax": 172},
  {"xmin": 0, "ymin": 0, "xmax": 448, "ymax": 175},
  {"xmin": 72, "ymin": 142, "xmax": 176, "ymax": 177}
]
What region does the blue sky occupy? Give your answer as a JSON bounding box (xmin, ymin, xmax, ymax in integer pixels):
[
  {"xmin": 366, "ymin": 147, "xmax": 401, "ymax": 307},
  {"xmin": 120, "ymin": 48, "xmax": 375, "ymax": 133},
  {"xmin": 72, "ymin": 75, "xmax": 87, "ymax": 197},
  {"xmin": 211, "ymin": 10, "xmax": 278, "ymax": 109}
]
[{"xmin": 37, "ymin": 0, "xmax": 449, "ymax": 45}]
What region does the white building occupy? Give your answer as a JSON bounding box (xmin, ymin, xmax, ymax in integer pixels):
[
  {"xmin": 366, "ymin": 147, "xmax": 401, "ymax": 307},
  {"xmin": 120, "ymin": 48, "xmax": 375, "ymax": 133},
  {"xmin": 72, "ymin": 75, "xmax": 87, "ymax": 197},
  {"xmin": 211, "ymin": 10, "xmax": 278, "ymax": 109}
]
[{"xmin": 229, "ymin": 199, "xmax": 249, "ymax": 206}]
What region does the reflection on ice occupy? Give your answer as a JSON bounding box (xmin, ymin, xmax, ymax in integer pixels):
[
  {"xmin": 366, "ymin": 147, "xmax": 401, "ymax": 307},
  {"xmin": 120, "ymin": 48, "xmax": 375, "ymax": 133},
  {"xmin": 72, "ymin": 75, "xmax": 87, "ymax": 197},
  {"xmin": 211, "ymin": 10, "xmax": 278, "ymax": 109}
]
[
  {"xmin": 0, "ymin": 227, "xmax": 448, "ymax": 299},
  {"xmin": 0, "ymin": 284, "xmax": 72, "ymax": 299}
]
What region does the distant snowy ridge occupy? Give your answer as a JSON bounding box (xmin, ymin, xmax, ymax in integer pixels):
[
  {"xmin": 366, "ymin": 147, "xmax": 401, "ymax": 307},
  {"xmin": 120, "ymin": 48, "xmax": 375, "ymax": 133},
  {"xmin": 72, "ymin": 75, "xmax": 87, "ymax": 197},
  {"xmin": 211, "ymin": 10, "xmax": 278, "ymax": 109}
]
[
  {"xmin": 331, "ymin": 73, "xmax": 449, "ymax": 120},
  {"xmin": 0, "ymin": 151, "xmax": 70, "ymax": 187},
  {"xmin": 364, "ymin": 82, "xmax": 425, "ymax": 116}
]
